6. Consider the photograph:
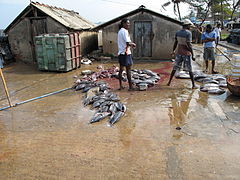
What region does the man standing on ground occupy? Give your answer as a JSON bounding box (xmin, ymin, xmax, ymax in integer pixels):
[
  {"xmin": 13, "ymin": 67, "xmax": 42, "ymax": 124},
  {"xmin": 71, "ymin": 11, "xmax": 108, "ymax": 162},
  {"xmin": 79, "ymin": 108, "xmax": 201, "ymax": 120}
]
[
  {"xmin": 202, "ymin": 24, "xmax": 218, "ymax": 74},
  {"xmin": 167, "ymin": 19, "xmax": 196, "ymax": 89},
  {"xmin": 214, "ymin": 23, "xmax": 221, "ymax": 46},
  {"xmin": 117, "ymin": 18, "xmax": 136, "ymax": 91}
]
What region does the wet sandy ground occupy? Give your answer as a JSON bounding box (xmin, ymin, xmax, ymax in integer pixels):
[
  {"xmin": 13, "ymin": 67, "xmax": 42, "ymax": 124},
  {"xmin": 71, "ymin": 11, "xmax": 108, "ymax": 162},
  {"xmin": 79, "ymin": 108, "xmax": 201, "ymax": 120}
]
[{"xmin": 1, "ymin": 47, "xmax": 240, "ymax": 179}]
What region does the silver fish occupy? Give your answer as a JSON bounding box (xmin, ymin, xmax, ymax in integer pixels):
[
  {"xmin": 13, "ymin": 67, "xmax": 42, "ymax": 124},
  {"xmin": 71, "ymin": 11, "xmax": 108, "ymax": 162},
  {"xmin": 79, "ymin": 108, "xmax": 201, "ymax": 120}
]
[
  {"xmin": 75, "ymin": 83, "xmax": 86, "ymax": 91},
  {"xmin": 90, "ymin": 112, "xmax": 110, "ymax": 124},
  {"xmin": 109, "ymin": 111, "xmax": 124, "ymax": 125},
  {"xmin": 92, "ymin": 99, "xmax": 106, "ymax": 108},
  {"xmin": 109, "ymin": 103, "xmax": 117, "ymax": 115},
  {"xmin": 208, "ymin": 88, "xmax": 225, "ymax": 95}
]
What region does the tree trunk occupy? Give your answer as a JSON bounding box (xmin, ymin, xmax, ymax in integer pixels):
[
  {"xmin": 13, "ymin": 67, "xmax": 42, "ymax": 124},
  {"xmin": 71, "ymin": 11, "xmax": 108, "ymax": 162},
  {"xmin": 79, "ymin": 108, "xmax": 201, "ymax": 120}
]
[
  {"xmin": 221, "ymin": 1, "xmax": 224, "ymax": 28},
  {"xmin": 230, "ymin": 0, "xmax": 240, "ymax": 20},
  {"xmin": 176, "ymin": 2, "xmax": 182, "ymax": 21},
  {"xmin": 200, "ymin": 5, "xmax": 210, "ymax": 26}
]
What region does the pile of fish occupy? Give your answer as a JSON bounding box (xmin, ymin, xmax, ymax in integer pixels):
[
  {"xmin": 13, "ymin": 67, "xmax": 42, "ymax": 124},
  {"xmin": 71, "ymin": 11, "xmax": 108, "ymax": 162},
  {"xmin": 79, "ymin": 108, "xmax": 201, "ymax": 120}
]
[
  {"xmin": 73, "ymin": 80, "xmax": 126, "ymax": 126},
  {"xmin": 112, "ymin": 69, "xmax": 161, "ymax": 91},
  {"xmin": 80, "ymin": 66, "xmax": 160, "ymax": 91},
  {"xmin": 194, "ymin": 71, "xmax": 227, "ymax": 95},
  {"xmin": 131, "ymin": 69, "xmax": 160, "ymax": 90},
  {"xmin": 73, "ymin": 66, "xmax": 160, "ymax": 125}
]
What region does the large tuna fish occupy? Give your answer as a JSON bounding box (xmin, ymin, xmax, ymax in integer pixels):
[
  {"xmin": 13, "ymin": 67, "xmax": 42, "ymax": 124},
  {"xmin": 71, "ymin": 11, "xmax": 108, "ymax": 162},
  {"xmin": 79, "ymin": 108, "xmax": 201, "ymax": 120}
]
[
  {"xmin": 108, "ymin": 111, "xmax": 124, "ymax": 125},
  {"xmin": 90, "ymin": 112, "xmax": 110, "ymax": 124}
]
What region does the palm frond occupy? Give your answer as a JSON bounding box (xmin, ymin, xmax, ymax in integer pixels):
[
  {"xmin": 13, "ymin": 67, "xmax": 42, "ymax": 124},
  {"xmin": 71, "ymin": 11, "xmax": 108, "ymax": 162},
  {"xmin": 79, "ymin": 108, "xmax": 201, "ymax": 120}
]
[{"xmin": 162, "ymin": 1, "xmax": 171, "ymax": 7}]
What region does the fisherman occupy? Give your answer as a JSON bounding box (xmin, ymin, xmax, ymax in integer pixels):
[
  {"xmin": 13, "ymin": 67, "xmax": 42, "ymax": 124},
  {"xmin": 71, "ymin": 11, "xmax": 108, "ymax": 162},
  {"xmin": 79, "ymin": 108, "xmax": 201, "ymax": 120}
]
[
  {"xmin": 214, "ymin": 23, "xmax": 221, "ymax": 46},
  {"xmin": 196, "ymin": 24, "xmax": 203, "ymax": 44},
  {"xmin": 117, "ymin": 18, "xmax": 136, "ymax": 91},
  {"xmin": 201, "ymin": 24, "xmax": 218, "ymax": 74},
  {"xmin": 167, "ymin": 19, "xmax": 196, "ymax": 89}
]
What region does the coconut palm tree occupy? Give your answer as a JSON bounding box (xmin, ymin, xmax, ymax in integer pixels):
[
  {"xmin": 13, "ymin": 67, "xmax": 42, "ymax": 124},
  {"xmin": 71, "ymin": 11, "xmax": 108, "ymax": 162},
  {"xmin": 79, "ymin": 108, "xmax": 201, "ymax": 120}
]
[
  {"xmin": 162, "ymin": 0, "xmax": 186, "ymax": 20},
  {"xmin": 162, "ymin": 0, "xmax": 214, "ymax": 25}
]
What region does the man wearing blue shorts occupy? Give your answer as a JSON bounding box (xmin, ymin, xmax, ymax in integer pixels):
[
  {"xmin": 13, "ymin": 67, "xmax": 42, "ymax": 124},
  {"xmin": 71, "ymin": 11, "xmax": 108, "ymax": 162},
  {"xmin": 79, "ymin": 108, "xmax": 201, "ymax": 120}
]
[
  {"xmin": 118, "ymin": 19, "xmax": 136, "ymax": 90},
  {"xmin": 202, "ymin": 24, "xmax": 218, "ymax": 74},
  {"xmin": 167, "ymin": 19, "xmax": 196, "ymax": 89}
]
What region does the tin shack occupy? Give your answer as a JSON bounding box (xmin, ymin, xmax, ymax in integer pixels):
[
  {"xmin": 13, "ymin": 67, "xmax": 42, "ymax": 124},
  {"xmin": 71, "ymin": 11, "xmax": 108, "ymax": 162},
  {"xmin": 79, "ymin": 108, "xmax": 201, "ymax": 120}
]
[
  {"xmin": 4, "ymin": 2, "xmax": 98, "ymax": 64},
  {"xmin": 94, "ymin": 5, "xmax": 182, "ymax": 60}
]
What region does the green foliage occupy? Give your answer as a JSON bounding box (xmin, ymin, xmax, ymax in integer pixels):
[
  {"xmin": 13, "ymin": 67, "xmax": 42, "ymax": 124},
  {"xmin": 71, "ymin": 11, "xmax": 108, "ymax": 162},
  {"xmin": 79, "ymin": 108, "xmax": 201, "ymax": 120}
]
[
  {"xmin": 163, "ymin": 0, "xmax": 240, "ymax": 21},
  {"xmin": 183, "ymin": 0, "xmax": 240, "ymax": 20},
  {"xmin": 221, "ymin": 33, "xmax": 229, "ymax": 40}
]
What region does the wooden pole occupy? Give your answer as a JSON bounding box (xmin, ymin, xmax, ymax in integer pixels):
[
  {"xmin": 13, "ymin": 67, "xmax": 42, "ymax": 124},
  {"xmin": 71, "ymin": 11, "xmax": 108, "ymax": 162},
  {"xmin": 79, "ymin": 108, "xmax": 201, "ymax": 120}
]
[
  {"xmin": 0, "ymin": 68, "xmax": 13, "ymax": 107},
  {"xmin": 216, "ymin": 47, "xmax": 232, "ymax": 61}
]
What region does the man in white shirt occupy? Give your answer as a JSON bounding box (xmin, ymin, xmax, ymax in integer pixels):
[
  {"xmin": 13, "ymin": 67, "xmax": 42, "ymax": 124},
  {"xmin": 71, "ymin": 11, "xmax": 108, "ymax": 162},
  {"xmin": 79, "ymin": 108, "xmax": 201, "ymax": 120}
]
[
  {"xmin": 214, "ymin": 23, "xmax": 221, "ymax": 46},
  {"xmin": 117, "ymin": 19, "xmax": 136, "ymax": 90}
]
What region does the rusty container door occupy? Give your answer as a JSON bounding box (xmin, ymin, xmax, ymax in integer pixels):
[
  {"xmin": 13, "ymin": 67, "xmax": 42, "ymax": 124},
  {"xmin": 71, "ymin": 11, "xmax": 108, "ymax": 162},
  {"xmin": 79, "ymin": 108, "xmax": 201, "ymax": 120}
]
[
  {"xmin": 69, "ymin": 32, "xmax": 81, "ymax": 69},
  {"xmin": 74, "ymin": 32, "xmax": 81, "ymax": 68}
]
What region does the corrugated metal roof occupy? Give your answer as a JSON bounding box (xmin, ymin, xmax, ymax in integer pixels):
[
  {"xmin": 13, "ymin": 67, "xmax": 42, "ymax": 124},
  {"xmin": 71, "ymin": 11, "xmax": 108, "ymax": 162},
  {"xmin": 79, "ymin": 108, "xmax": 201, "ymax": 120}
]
[
  {"xmin": 32, "ymin": 2, "xmax": 95, "ymax": 30},
  {"xmin": 4, "ymin": 2, "xmax": 95, "ymax": 33}
]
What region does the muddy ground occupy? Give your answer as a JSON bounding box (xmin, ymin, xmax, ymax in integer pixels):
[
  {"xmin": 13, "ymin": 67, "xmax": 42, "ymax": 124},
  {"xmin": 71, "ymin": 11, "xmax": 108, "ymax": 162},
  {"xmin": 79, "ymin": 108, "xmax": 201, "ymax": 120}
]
[{"xmin": 1, "ymin": 46, "xmax": 240, "ymax": 180}]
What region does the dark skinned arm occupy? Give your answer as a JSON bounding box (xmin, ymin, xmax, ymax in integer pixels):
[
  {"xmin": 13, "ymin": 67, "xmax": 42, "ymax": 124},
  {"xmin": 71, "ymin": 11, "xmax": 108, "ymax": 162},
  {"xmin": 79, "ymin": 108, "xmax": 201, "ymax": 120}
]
[
  {"xmin": 202, "ymin": 38, "xmax": 215, "ymax": 43},
  {"xmin": 172, "ymin": 39, "xmax": 178, "ymax": 52},
  {"xmin": 186, "ymin": 41, "xmax": 195, "ymax": 61},
  {"xmin": 171, "ymin": 39, "xmax": 178, "ymax": 57},
  {"xmin": 127, "ymin": 42, "xmax": 136, "ymax": 48}
]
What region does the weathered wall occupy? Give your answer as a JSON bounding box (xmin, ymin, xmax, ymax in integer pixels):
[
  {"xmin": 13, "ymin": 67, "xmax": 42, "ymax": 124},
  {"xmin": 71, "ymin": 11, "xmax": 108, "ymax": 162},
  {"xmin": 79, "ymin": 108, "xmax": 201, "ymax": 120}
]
[
  {"xmin": 151, "ymin": 15, "xmax": 181, "ymax": 59},
  {"xmin": 102, "ymin": 12, "xmax": 182, "ymax": 60},
  {"xmin": 102, "ymin": 24, "xmax": 119, "ymax": 56},
  {"xmin": 79, "ymin": 31, "xmax": 98, "ymax": 55},
  {"xmin": 8, "ymin": 18, "xmax": 33, "ymax": 63},
  {"xmin": 46, "ymin": 17, "xmax": 67, "ymax": 33},
  {"xmin": 7, "ymin": 17, "xmax": 68, "ymax": 63}
]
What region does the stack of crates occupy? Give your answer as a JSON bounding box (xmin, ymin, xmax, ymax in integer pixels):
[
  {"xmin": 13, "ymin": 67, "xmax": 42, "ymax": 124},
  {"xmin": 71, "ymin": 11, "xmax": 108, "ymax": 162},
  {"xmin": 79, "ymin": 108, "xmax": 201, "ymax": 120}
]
[{"xmin": 35, "ymin": 33, "xmax": 81, "ymax": 72}]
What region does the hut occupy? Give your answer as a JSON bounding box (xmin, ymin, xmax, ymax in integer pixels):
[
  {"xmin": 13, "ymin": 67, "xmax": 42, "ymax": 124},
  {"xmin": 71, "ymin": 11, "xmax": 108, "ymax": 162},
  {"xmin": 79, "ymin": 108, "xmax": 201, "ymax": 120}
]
[
  {"xmin": 4, "ymin": 2, "xmax": 98, "ymax": 63},
  {"xmin": 94, "ymin": 5, "xmax": 182, "ymax": 60}
]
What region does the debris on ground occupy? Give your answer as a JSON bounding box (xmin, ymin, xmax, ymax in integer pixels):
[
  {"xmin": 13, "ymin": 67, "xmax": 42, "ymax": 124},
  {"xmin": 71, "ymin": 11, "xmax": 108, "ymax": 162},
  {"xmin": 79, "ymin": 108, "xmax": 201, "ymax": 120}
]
[
  {"xmin": 81, "ymin": 58, "xmax": 92, "ymax": 65},
  {"xmin": 81, "ymin": 70, "xmax": 92, "ymax": 75}
]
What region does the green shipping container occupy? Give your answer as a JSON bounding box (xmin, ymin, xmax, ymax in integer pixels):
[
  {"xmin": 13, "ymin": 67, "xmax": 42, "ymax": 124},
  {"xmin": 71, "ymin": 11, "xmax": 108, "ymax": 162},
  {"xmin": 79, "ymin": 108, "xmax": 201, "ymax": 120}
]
[{"xmin": 35, "ymin": 33, "xmax": 80, "ymax": 72}]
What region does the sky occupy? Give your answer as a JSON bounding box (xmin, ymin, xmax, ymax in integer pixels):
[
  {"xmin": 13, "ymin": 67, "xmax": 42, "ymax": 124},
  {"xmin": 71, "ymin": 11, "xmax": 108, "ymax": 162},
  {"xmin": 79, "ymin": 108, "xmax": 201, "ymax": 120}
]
[{"xmin": 0, "ymin": 0, "xmax": 190, "ymax": 29}]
